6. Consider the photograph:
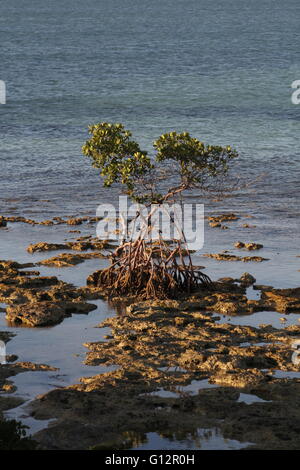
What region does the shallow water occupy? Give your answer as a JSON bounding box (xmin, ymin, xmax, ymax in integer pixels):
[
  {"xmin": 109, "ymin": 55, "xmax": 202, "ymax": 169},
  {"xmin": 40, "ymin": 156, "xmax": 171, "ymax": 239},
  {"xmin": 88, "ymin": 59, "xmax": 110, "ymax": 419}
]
[
  {"xmin": 239, "ymin": 341, "xmax": 282, "ymax": 348},
  {"xmin": 272, "ymin": 370, "xmax": 300, "ymax": 379},
  {"xmin": 143, "ymin": 379, "xmax": 219, "ymax": 399},
  {"xmin": 0, "ymin": 0, "xmax": 299, "ymax": 231},
  {"xmin": 133, "ymin": 428, "xmax": 253, "ymax": 450},
  {"xmin": 1, "ymin": 301, "xmax": 118, "ymax": 427},
  {"xmin": 237, "ymin": 393, "xmax": 269, "ymax": 405},
  {"xmin": 0, "ymin": 223, "xmax": 118, "ymax": 429},
  {"xmin": 175, "ymin": 379, "xmax": 220, "ymax": 395}
]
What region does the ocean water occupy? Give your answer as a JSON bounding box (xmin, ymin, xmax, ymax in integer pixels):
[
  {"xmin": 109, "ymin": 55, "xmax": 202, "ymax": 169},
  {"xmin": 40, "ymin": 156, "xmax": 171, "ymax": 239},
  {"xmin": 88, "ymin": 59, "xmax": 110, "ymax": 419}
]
[{"xmin": 0, "ymin": 0, "xmax": 299, "ymax": 222}]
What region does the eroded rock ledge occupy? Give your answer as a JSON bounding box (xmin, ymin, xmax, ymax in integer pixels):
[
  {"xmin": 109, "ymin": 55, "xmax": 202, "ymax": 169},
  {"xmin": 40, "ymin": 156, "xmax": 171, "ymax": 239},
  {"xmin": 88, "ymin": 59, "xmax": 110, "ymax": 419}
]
[
  {"xmin": 37, "ymin": 252, "xmax": 107, "ymax": 267},
  {"xmin": 203, "ymin": 253, "xmax": 269, "ymax": 262},
  {"xmin": 0, "ymin": 216, "xmax": 102, "ymax": 226},
  {"xmin": 29, "ymin": 285, "xmax": 300, "ymax": 450},
  {"xmin": 27, "ymin": 237, "xmax": 112, "ymax": 253},
  {"xmin": 0, "ymin": 259, "xmax": 102, "ymax": 327}
]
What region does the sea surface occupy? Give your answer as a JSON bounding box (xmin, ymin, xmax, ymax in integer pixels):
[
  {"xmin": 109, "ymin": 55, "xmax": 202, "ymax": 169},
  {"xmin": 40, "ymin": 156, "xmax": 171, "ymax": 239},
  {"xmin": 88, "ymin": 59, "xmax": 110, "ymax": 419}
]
[
  {"xmin": 0, "ymin": 0, "xmax": 300, "ymax": 450},
  {"xmin": 0, "ymin": 0, "xmax": 299, "ymax": 220}
]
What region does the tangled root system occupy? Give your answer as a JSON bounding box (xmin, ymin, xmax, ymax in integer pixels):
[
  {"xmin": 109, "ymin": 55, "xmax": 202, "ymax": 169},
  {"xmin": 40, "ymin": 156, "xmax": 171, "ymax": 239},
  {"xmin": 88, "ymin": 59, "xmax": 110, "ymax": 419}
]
[{"xmin": 97, "ymin": 237, "xmax": 212, "ymax": 300}]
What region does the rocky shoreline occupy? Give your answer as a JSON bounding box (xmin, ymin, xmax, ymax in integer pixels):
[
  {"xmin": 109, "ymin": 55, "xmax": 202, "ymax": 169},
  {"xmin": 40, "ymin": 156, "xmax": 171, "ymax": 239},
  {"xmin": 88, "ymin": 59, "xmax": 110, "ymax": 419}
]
[
  {"xmin": 28, "ymin": 282, "xmax": 300, "ymax": 450},
  {"xmin": 0, "ymin": 213, "xmax": 300, "ymax": 449}
]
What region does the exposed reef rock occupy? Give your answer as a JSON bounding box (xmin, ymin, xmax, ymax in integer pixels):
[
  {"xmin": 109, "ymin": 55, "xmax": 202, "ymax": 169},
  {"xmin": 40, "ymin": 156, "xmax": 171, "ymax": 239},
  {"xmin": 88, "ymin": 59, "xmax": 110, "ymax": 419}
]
[
  {"xmin": 2, "ymin": 213, "xmax": 300, "ymax": 450},
  {"xmin": 37, "ymin": 252, "xmax": 107, "ymax": 267},
  {"xmin": 6, "ymin": 300, "xmax": 97, "ymax": 327},
  {"xmin": 234, "ymin": 242, "xmax": 263, "ymax": 251},
  {"xmin": 29, "ymin": 291, "xmax": 300, "ymax": 450},
  {"xmin": 239, "ymin": 272, "xmax": 256, "ymax": 286},
  {"xmin": 206, "ymin": 213, "xmax": 240, "ymax": 230},
  {"xmin": 203, "ymin": 253, "xmax": 269, "ymax": 262},
  {"xmin": 260, "ymin": 288, "xmax": 300, "ymax": 314},
  {"xmin": 208, "ymin": 222, "xmax": 228, "ymax": 229},
  {"xmin": 0, "ymin": 216, "xmax": 102, "ymax": 226},
  {"xmin": 0, "ymin": 259, "xmax": 102, "ymax": 327},
  {"xmin": 27, "ymin": 238, "xmax": 112, "ymax": 253},
  {"xmin": 207, "ymin": 213, "xmax": 239, "ymax": 223}
]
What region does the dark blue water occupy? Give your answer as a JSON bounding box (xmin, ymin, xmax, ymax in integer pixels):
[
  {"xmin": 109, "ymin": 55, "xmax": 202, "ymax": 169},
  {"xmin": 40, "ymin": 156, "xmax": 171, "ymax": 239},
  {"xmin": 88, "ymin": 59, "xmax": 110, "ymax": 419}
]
[{"xmin": 0, "ymin": 0, "xmax": 299, "ymax": 222}]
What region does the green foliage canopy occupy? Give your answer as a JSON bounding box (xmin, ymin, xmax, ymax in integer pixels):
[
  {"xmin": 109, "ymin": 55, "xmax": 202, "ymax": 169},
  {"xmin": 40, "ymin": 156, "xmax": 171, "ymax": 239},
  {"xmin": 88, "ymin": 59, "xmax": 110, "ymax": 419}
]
[
  {"xmin": 82, "ymin": 123, "xmax": 153, "ymax": 194},
  {"xmin": 82, "ymin": 122, "xmax": 238, "ymax": 203}
]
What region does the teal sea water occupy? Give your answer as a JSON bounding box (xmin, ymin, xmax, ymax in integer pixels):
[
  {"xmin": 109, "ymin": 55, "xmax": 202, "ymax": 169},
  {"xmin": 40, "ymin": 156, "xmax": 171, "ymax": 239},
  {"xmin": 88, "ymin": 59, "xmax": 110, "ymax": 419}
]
[{"xmin": 0, "ymin": 0, "xmax": 299, "ymax": 222}]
